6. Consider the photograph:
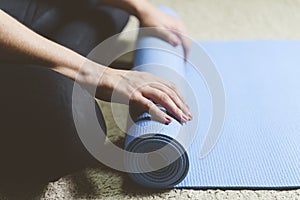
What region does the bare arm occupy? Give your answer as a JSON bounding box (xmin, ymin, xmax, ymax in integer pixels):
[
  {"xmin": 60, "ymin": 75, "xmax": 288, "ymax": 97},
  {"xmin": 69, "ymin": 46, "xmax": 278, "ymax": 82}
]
[
  {"xmin": 0, "ymin": 9, "xmax": 191, "ymax": 123},
  {"xmin": 0, "ymin": 9, "xmax": 104, "ymax": 82}
]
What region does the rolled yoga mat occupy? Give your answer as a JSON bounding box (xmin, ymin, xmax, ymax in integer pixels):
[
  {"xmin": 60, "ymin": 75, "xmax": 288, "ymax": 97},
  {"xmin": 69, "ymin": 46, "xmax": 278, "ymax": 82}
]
[{"xmin": 124, "ymin": 8, "xmax": 300, "ymax": 189}]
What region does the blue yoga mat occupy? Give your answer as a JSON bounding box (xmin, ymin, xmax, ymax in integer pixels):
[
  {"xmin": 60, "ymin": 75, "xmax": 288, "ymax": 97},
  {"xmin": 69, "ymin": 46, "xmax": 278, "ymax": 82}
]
[
  {"xmin": 124, "ymin": 9, "xmax": 300, "ymax": 189},
  {"xmin": 124, "ymin": 38, "xmax": 300, "ymax": 189}
]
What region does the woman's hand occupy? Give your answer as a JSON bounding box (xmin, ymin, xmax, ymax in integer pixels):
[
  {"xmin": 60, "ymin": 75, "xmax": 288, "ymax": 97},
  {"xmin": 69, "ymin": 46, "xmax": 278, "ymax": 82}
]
[
  {"xmin": 136, "ymin": 1, "xmax": 191, "ymax": 60},
  {"xmin": 0, "ymin": 9, "xmax": 192, "ymax": 124},
  {"xmin": 101, "ymin": 0, "xmax": 191, "ymax": 60},
  {"xmin": 91, "ymin": 66, "xmax": 192, "ymax": 124}
]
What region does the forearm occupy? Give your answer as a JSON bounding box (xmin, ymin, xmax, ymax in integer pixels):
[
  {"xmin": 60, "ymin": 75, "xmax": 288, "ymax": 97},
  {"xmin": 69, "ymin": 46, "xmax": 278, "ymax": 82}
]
[{"xmin": 0, "ymin": 9, "xmax": 106, "ymax": 83}]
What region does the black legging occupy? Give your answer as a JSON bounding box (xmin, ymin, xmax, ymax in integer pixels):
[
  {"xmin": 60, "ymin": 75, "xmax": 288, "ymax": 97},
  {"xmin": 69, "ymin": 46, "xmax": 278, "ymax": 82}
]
[{"xmin": 0, "ymin": 0, "xmax": 129, "ymax": 184}]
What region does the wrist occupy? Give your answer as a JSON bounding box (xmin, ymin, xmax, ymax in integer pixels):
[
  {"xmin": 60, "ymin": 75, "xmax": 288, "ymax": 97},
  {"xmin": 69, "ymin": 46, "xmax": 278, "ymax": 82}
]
[
  {"xmin": 130, "ymin": 0, "xmax": 151, "ymax": 19},
  {"xmin": 100, "ymin": 0, "xmax": 149, "ymax": 18},
  {"xmin": 53, "ymin": 55, "xmax": 107, "ymax": 89},
  {"xmin": 76, "ymin": 60, "xmax": 108, "ymax": 88}
]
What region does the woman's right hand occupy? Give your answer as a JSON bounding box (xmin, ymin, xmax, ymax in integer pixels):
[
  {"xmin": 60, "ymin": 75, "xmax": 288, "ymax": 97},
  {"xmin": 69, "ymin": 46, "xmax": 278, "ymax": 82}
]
[
  {"xmin": 0, "ymin": 9, "xmax": 192, "ymax": 125},
  {"xmin": 90, "ymin": 66, "xmax": 192, "ymax": 124}
]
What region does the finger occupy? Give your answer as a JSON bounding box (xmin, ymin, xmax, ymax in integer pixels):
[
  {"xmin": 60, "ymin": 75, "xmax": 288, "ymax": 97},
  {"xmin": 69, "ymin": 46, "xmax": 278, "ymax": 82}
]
[
  {"xmin": 142, "ymin": 88, "xmax": 189, "ymax": 123},
  {"xmin": 167, "ymin": 33, "xmax": 182, "ymax": 47},
  {"xmin": 156, "ymin": 27, "xmax": 190, "ymax": 60},
  {"xmin": 153, "ymin": 78, "xmax": 191, "ymax": 115},
  {"xmin": 157, "ymin": 28, "xmax": 182, "ymax": 47},
  {"xmin": 139, "ymin": 96, "xmax": 173, "ymax": 124},
  {"xmin": 143, "ymin": 74, "xmax": 192, "ymax": 119},
  {"xmin": 150, "ymin": 83, "xmax": 191, "ymax": 118},
  {"xmin": 173, "ymin": 30, "xmax": 191, "ymax": 61}
]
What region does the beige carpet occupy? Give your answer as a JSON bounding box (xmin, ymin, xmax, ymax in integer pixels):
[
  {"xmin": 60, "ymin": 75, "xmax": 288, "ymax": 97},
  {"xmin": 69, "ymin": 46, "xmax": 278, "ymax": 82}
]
[{"xmin": 3, "ymin": 0, "xmax": 300, "ymax": 199}]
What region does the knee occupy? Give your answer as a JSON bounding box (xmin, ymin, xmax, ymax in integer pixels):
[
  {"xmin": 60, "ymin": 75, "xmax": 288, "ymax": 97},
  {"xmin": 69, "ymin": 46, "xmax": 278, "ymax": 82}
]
[
  {"xmin": 97, "ymin": 5, "xmax": 130, "ymax": 34},
  {"xmin": 88, "ymin": 0, "xmax": 130, "ymax": 31}
]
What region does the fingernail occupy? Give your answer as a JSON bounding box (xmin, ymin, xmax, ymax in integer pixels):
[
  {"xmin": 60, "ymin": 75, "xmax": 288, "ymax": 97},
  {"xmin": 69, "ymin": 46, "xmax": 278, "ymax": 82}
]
[
  {"xmin": 184, "ymin": 113, "xmax": 192, "ymax": 122},
  {"xmin": 165, "ymin": 116, "xmax": 172, "ymax": 125},
  {"xmin": 170, "ymin": 37, "xmax": 181, "ymax": 46},
  {"xmin": 188, "ymin": 113, "xmax": 193, "ymax": 120},
  {"xmin": 171, "ymin": 41, "xmax": 179, "ymax": 47},
  {"xmin": 181, "ymin": 114, "xmax": 188, "ymax": 123}
]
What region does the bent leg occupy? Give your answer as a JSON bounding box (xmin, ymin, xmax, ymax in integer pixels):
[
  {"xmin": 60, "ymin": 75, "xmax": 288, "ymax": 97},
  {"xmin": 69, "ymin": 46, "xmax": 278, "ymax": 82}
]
[
  {"xmin": 0, "ymin": 0, "xmax": 129, "ymax": 56},
  {"xmin": 50, "ymin": 4, "xmax": 130, "ymax": 56},
  {"xmin": 0, "ymin": 0, "xmax": 128, "ymax": 184},
  {"xmin": 0, "ymin": 64, "xmax": 106, "ymax": 184}
]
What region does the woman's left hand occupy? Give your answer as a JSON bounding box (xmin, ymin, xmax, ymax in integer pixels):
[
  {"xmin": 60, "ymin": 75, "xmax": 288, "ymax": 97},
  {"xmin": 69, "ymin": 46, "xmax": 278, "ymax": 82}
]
[
  {"xmin": 100, "ymin": 0, "xmax": 190, "ymax": 59},
  {"xmin": 136, "ymin": 1, "xmax": 191, "ymax": 60}
]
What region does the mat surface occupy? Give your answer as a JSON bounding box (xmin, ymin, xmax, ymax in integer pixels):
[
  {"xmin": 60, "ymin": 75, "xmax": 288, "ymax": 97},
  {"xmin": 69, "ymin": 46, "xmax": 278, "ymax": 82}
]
[{"xmin": 125, "ymin": 34, "xmax": 300, "ymax": 189}]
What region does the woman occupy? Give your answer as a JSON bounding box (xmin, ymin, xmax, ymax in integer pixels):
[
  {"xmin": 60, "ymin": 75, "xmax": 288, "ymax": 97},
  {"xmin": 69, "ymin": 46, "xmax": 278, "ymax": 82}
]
[{"xmin": 0, "ymin": 0, "xmax": 192, "ymax": 184}]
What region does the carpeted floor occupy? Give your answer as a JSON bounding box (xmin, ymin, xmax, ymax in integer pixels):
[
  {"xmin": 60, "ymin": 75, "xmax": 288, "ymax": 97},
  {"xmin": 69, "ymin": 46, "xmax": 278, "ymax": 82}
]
[{"xmin": 2, "ymin": 0, "xmax": 300, "ymax": 199}]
